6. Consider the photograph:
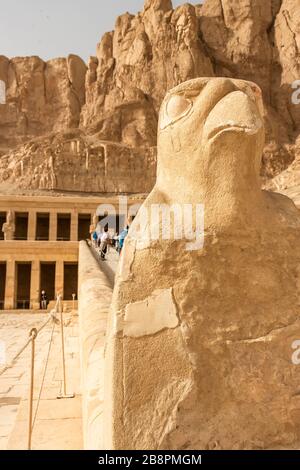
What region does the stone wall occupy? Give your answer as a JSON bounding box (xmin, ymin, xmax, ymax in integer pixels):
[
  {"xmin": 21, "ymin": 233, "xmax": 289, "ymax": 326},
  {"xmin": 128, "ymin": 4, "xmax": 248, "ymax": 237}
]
[{"xmin": 78, "ymin": 240, "xmax": 113, "ymax": 449}]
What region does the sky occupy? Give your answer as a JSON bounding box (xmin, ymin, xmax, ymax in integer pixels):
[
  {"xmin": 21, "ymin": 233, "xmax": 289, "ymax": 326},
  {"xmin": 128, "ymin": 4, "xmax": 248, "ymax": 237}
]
[{"xmin": 0, "ymin": 0, "xmax": 201, "ymax": 62}]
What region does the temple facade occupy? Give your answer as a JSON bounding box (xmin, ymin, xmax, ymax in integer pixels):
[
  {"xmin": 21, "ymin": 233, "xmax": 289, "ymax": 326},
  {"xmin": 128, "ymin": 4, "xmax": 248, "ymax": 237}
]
[{"xmin": 0, "ymin": 194, "xmax": 142, "ymax": 310}]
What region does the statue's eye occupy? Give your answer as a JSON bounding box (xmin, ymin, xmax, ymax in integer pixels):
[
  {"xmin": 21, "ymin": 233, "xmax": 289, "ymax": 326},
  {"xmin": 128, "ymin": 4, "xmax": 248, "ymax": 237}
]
[
  {"xmin": 166, "ymin": 95, "xmax": 192, "ymax": 119},
  {"xmin": 160, "ymin": 94, "xmax": 192, "ymax": 130}
]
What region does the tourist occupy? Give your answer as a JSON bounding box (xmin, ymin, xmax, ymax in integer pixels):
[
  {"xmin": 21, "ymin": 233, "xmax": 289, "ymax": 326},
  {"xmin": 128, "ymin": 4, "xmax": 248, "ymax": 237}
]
[
  {"xmin": 118, "ymin": 226, "xmax": 129, "ymax": 253},
  {"xmin": 100, "ymin": 226, "xmax": 110, "ymax": 260},
  {"xmin": 97, "ymin": 229, "xmax": 102, "ymax": 248},
  {"xmin": 112, "ymin": 231, "xmax": 119, "ymax": 249},
  {"xmin": 92, "ymin": 230, "xmax": 98, "ymax": 247},
  {"xmin": 40, "ymin": 290, "xmax": 48, "ymax": 310}
]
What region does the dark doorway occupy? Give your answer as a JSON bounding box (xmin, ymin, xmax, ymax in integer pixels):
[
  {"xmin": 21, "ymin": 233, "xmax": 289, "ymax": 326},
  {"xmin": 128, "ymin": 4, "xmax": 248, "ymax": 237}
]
[
  {"xmin": 78, "ymin": 214, "xmax": 91, "ymax": 241},
  {"xmin": 36, "ymin": 213, "xmax": 50, "ymax": 241},
  {"xmin": 63, "ymin": 263, "xmax": 78, "ymax": 300},
  {"xmin": 116, "ymin": 214, "xmax": 125, "ymax": 233},
  {"xmin": 57, "ymin": 214, "xmax": 71, "ymax": 241},
  {"xmin": 15, "ymin": 213, "xmax": 28, "ymax": 240},
  {"xmin": 0, "ymin": 212, "xmax": 6, "ymax": 240},
  {"xmin": 16, "ymin": 262, "xmax": 31, "ymax": 309},
  {"xmin": 40, "ymin": 262, "xmax": 56, "ymax": 301},
  {"xmin": 0, "ymin": 262, "xmax": 6, "ymax": 309}
]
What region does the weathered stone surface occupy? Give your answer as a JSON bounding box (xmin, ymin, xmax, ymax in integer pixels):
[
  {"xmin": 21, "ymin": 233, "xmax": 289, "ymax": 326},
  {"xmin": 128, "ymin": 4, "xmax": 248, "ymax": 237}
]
[
  {"xmin": 122, "ymin": 288, "xmax": 178, "ymax": 337},
  {"xmin": 266, "ymin": 141, "xmax": 300, "ymax": 208},
  {"xmin": 0, "ymin": 55, "xmax": 86, "ymax": 154},
  {"xmin": 81, "ymin": 0, "xmax": 213, "ymax": 147},
  {"xmin": 104, "ymin": 77, "xmax": 300, "ymax": 450},
  {"xmin": 0, "ymin": 0, "xmax": 300, "ymax": 193},
  {"xmin": 0, "ymin": 130, "xmax": 156, "ymax": 193},
  {"xmin": 78, "ymin": 241, "xmax": 113, "ymax": 450}
]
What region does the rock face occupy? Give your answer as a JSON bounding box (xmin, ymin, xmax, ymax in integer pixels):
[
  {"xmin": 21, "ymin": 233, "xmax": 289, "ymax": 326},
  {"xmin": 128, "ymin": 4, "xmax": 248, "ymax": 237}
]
[
  {"xmin": 104, "ymin": 77, "xmax": 300, "ymax": 450},
  {"xmin": 0, "ymin": 55, "xmax": 86, "ymax": 152},
  {"xmin": 0, "ymin": 129, "xmax": 156, "ymax": 193},
  {"xmin": 81, "ymin": 1, "xmax": 213, "ymax": 146},
  {"xmin": 0, "ymin": 0, "xmax": 300, "ymax": 193}
]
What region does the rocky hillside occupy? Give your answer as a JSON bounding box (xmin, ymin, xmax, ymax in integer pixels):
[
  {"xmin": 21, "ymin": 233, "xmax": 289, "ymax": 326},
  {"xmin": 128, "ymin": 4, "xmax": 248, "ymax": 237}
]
[{"xmin": 0, "ymin": 0, "xmax": 299, "ymax": 194}]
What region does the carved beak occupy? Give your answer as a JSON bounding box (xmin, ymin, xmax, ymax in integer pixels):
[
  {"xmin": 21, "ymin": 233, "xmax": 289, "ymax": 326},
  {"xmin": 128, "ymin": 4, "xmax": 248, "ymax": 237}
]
[{"xmin": 203, "ymin": 90, "xmax": 263, "ymax": 141}]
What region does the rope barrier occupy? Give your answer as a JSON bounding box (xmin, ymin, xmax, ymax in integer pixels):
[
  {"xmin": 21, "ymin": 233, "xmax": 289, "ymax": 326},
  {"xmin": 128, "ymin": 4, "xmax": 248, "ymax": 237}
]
[
  {"xmin": 0, "ymin": 312, "xmax": 54, "ymax": 377},
  {"xmin": 27, "ymin": 327, "xmax": 37, "ymax": 450},
  {"xmin": 32, "ymin": 318, "xmax": 56, "ymax": 430},
  {"xmin": 56, "ymin": 296, "xmax": 75, "ymax": 399},
  {"xmin": 0, "ymin": 296, "xmax": 75, "ymax": 449}
]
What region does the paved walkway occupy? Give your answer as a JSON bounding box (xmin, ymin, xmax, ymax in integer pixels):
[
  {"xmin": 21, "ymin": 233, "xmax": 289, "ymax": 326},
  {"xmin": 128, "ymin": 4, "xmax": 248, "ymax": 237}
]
[
  {"xmin": 0, "ymin": 247, "xmax": 118, "ymax": 450},
  {"xmin": 0, "ymin": 312, "xmax": 82, "ymax": 450}
]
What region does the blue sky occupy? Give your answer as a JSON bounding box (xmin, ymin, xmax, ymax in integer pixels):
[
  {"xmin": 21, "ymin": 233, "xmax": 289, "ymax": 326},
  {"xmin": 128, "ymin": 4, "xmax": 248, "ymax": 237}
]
[{"xmin": 0, "ymin": 0, "xmax": 201, "ymax": 62}]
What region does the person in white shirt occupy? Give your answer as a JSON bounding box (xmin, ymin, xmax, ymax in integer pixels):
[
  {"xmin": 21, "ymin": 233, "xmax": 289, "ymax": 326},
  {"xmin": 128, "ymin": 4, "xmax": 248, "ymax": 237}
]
[{"xmin": 100, "ymin": 226, "xmax": 110, "ymax": 259}]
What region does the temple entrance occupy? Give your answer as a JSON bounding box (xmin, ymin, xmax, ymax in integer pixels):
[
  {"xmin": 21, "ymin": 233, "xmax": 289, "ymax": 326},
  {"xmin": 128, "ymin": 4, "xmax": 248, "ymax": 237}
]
[
  {"xmin": 40, "ymin": 262, "xmax": 56, "ymax": 301},
  {"xmin": 15, "ymin": 213, "xmax": 28, "ymax": 240},
  {"xmin": 0, "ymin": 212, "xmax": 6, "ymax": 240},
  {"xmin": 16, "ymin": 262, "xmax": 31, "ymax": 309},
  {"xmin": 78, "ymin": 214, "xmax": 91, "ymax": 241},
  {"xmin": 36, "ymin": 213, "xmax": 50, "ymax": 241},
  {"xmin": 63, "ymin": 263, "xmax": 78, "ymax": 300},
  {"xmin": 57, "ymin": 214, "xmax": 71, "ymax": 241},
  {"xmin": 0, "ymin": 262, "xmax": 6, "ymax": 309}
]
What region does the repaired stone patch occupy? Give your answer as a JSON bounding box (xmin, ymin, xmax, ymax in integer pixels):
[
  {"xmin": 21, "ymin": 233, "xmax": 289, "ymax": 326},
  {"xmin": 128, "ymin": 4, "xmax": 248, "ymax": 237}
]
[{"xmin": 123, "ymin": 288, "xmax": 178, "ymax": 337}]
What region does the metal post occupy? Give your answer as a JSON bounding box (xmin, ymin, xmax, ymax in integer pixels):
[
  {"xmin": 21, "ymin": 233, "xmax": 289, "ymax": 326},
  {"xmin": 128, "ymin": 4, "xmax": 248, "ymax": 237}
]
[
  {"xmin": 28, "ymin": 328, "xmax": 37, "ymax": 450},
  {"xmin": 57, "ymin": 295, "xmax": 74, "ymax": 399},
  {"xmin": 72, "ymin": 293, "xmax": 76, "ymax": 311}
]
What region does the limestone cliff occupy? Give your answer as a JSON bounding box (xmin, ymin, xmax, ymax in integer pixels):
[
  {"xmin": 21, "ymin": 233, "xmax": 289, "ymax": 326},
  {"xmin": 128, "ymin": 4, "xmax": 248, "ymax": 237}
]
[
  {"xmin": 0, "ymin": 0, "xmax": 299, "ymax": 194},
  {"xmin": 0, "ymin": 55, "xmax": 86, "ymax": 153}
]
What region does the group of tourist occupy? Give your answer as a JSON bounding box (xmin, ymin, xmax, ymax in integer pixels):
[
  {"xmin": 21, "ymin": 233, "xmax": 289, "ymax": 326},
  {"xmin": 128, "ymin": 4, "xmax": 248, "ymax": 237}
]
[
  {"xmin": 91, "ymin": 223, "xmax": 130, "ymax": 260},
  {"xmin": 39, "ymin": 222, "xmax": 131, "ymax": 310}
]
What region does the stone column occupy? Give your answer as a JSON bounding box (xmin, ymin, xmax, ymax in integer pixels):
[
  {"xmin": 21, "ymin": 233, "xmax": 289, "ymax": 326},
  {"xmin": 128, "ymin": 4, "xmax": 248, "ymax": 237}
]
[
  {"xmin": 71, "ymin": 211, "xmax": 78, "ymax": 241},
  {"xmin": 28, "ymin": 210, "xmax": 37, "ymax": 241},
  {"xmin": 30, "ymin": 260, "xmax": 40, "ymax": 310},
  {"xmin": 4, "ymin": 260, "xmax": 16, "ymax": 310},
  {"xmin": 55, "ymin": 260, "xmax": 64, "ymax": 299},
  {"xmin": 49, "ymin": 211, "xmax": 57, "ymax": 241}
]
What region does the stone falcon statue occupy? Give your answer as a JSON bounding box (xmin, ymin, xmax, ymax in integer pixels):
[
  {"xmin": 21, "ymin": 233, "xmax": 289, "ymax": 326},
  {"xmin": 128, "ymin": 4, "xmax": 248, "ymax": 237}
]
[{"xmin": 104, "ymin": 78, "xmax": 300, "ymax": 450}]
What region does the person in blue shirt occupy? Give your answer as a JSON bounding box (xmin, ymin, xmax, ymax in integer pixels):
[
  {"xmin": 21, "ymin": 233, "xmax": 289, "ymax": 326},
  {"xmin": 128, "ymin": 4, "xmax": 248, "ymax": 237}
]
[
  {"xmin": 118, "ymin": 225, "xmax": 129, "ymax": 253},
  {"xmin": 92, "ymin": 230, "xmax": 98, "ymax": 247}
]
